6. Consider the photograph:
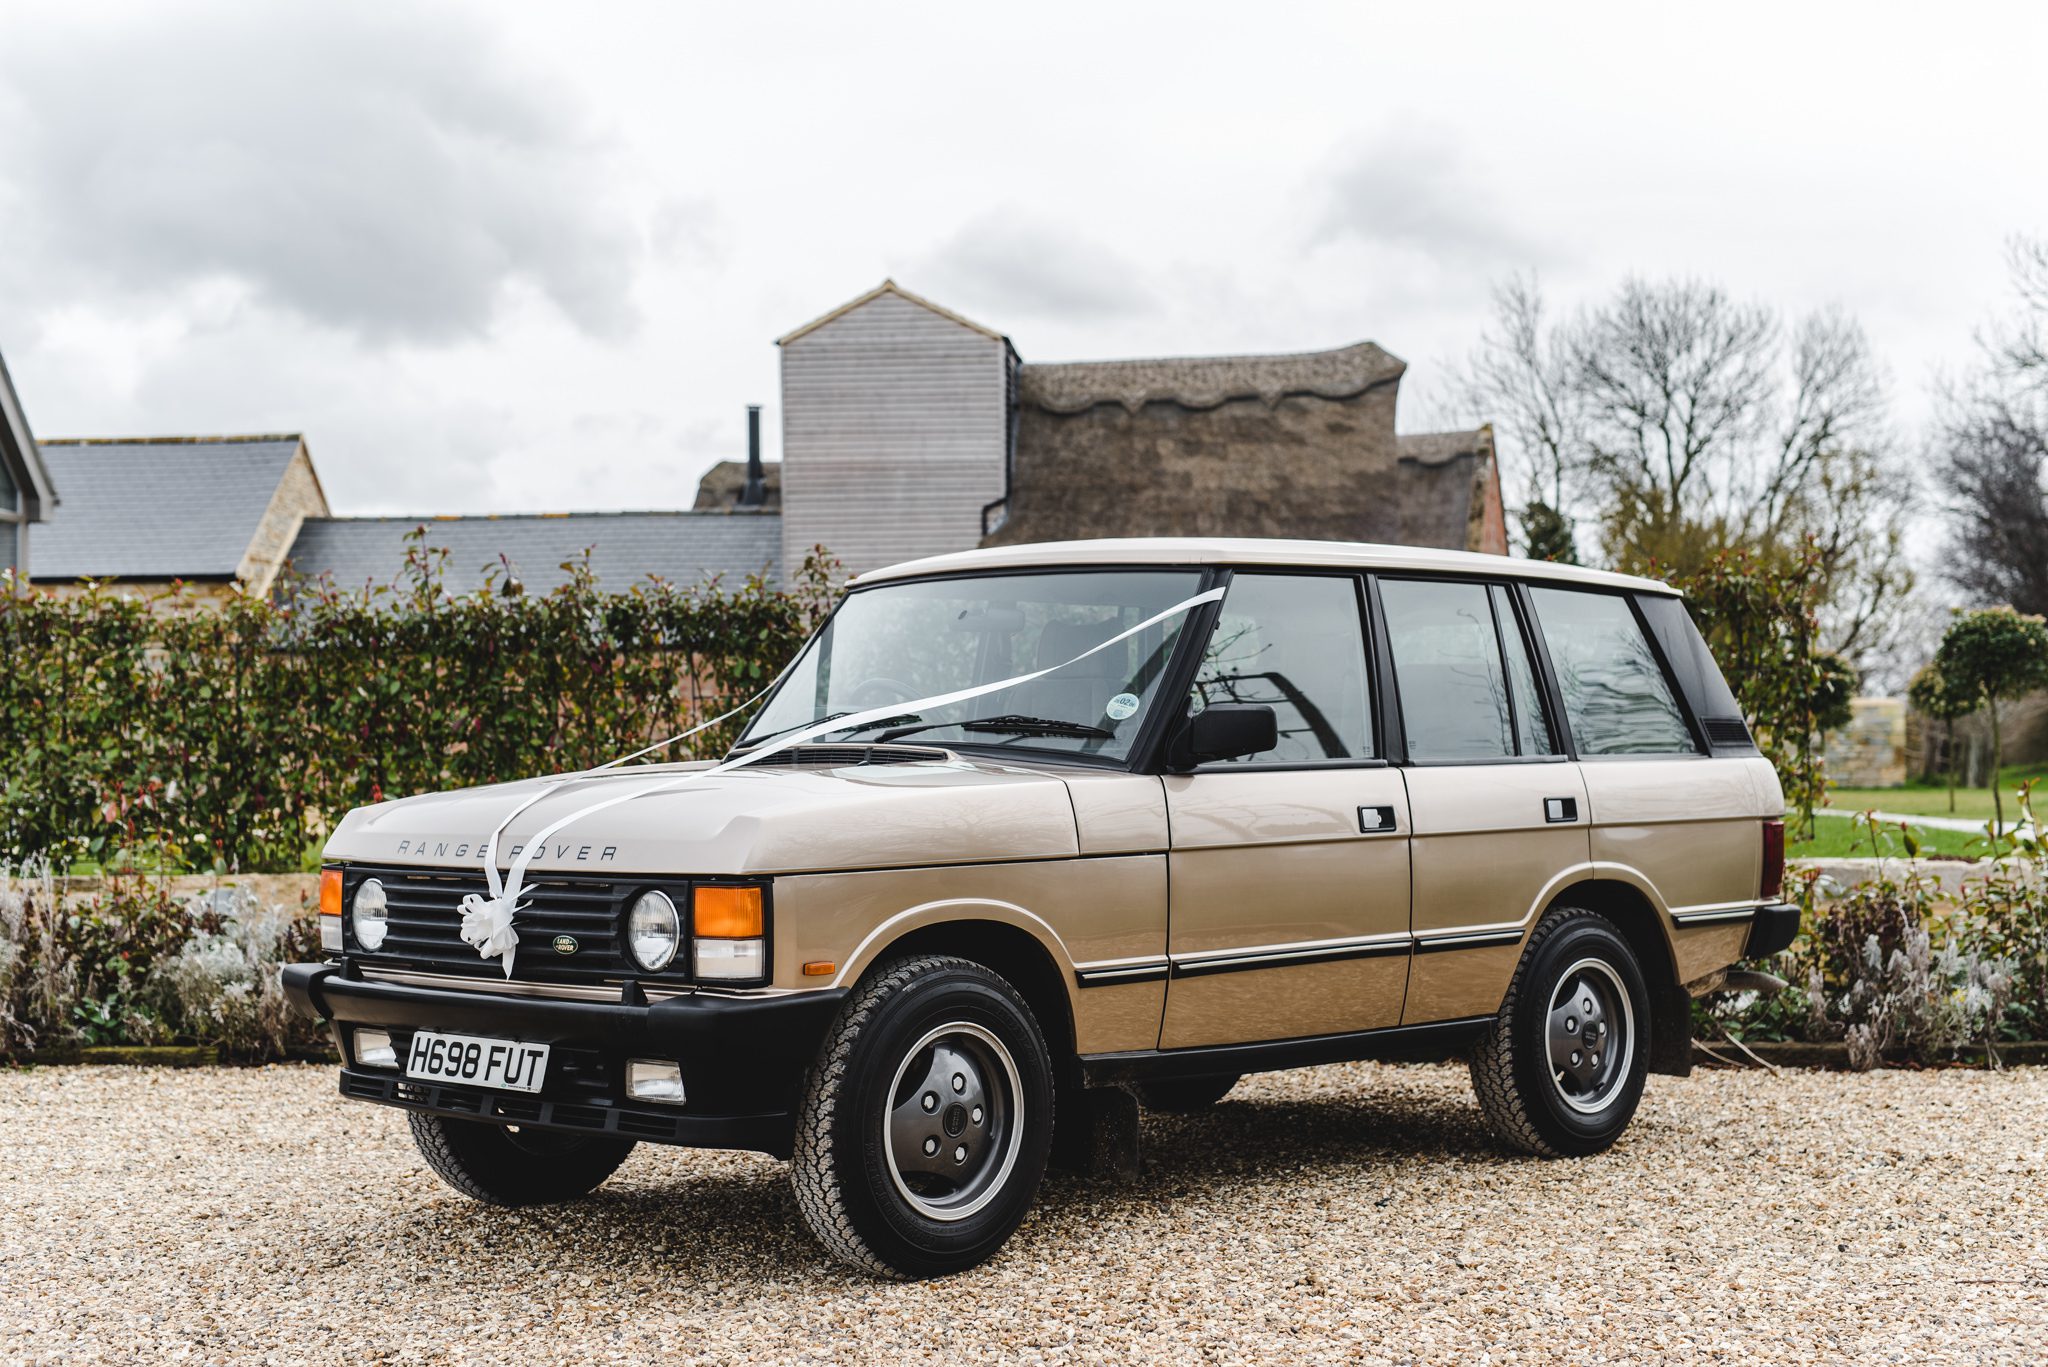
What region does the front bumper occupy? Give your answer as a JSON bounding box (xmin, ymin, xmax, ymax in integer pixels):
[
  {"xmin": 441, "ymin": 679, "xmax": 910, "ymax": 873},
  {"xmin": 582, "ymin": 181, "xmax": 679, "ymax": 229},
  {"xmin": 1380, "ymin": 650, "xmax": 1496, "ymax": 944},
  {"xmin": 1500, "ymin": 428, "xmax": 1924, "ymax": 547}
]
[{"xmin": 282, "ymin": 962, "xmax": 847, "ymax": 1158}]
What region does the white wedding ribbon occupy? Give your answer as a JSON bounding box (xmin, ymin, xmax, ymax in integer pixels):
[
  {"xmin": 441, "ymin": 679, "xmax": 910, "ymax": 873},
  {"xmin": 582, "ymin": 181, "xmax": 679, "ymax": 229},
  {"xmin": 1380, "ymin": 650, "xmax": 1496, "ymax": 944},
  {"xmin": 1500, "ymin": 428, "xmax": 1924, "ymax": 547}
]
[
  {"xmin": 458, "ymin": 682, "xmax": 787, "ymax": 974},
  {"xmin": 457, "ymin": 585, "xmax": 1225, "ymax": 975}
]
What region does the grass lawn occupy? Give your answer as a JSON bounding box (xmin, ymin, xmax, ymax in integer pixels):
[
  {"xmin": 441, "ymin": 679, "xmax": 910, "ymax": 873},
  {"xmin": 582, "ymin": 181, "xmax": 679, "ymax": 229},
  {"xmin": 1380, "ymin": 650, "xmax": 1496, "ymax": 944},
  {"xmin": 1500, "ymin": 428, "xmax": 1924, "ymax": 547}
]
[
  {"xmin": 1828, "ymin": 762, "xmax": 2047, "ymax": 821},
  {"xmin": 1790, "ymin": 814, "xmax": 1992, "ymax": 861}
]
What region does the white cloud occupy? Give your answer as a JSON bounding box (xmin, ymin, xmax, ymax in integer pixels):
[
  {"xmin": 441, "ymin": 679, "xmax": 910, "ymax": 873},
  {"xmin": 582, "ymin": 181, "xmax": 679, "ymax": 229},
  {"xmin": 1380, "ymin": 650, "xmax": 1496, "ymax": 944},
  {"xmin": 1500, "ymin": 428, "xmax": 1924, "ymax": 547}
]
[
  {"xmin": 0, "ymin": 1, "xmax": 643, "ymax": 344},
  {"xmin": 1312, "ymin": 122, "xmax": 1555, "ymax": 270},
  {"xmin": 916, "ymin": 209, "xmax": 1156, "ymax": 324}
]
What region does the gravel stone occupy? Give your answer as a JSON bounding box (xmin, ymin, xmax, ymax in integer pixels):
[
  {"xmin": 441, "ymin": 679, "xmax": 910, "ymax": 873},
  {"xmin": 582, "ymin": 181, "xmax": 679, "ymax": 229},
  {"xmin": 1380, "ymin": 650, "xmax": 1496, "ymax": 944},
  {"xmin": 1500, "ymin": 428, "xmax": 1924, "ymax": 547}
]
[{"xmin": 5, "ymin": 1062, "xmax": 2045, "ymax": 1364}]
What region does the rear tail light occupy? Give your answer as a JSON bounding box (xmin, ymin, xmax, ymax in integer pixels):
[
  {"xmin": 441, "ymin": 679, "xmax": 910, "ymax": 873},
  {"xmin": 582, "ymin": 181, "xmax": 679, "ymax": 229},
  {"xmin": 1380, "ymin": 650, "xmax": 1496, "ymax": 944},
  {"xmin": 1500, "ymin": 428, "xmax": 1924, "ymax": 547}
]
[
  {"xmin": 1760, "ymin": 820, "xmax": 1785, "ymax": 901},
  {"xmin": 319, "ymin": 867, "xmax": 344, "ymax": 953},
  {"xmin": 692, "ymin": 885, "xmax": 766, "ymax": 981}
]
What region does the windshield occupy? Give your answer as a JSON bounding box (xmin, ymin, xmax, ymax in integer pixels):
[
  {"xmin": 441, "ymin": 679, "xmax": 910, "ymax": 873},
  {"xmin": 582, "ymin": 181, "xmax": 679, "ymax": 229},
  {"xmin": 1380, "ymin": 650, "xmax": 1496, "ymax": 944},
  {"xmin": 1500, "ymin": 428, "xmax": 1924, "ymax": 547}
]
[{"xmin": 739, "ymin": 570, "xmax": 1206, "ymax": 762}]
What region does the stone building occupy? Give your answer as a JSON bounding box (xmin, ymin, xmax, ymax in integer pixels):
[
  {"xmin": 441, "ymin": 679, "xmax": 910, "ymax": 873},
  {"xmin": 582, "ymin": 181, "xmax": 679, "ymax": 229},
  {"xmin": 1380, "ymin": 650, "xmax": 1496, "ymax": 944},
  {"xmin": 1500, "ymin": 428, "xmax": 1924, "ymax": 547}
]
[
  {"xmin": 990, "ymin": 343, "xmax": 1504, "ymax": 552},
  {"xmin": 772, "ymin": 280, "xmax": 1505, "ymax": 580},
  {"xmin": 21, "ymin": 282, "xmax": 1506, "ymax": 599},
  {"xmin": 32, "ymin": 435, "xmax": 329, "ymax": 603}
]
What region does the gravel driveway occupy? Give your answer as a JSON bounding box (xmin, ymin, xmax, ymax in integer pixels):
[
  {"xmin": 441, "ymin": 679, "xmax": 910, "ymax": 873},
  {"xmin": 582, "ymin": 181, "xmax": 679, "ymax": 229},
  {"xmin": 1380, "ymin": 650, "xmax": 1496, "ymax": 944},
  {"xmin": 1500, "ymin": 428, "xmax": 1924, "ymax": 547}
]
[{"xmin": 5, "ymin": 1062, "xmax": 2044, "ymax": 1365}]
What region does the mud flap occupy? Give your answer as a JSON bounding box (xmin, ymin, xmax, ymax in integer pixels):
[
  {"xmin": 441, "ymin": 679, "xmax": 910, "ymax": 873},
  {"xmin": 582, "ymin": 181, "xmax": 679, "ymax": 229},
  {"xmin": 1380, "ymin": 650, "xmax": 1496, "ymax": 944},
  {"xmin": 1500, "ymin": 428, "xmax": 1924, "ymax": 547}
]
[{"xmin": 1048, "ymin": 1085, "xmax": 1142, "ymax": 1181}]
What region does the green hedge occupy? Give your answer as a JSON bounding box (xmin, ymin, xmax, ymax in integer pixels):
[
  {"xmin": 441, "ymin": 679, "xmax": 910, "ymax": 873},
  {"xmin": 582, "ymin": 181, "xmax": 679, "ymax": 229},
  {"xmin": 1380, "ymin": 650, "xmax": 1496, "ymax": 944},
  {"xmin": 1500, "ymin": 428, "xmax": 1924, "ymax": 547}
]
[{"xmin": 0, "ymin": 540, "xmax": 835, "ymax": 873}]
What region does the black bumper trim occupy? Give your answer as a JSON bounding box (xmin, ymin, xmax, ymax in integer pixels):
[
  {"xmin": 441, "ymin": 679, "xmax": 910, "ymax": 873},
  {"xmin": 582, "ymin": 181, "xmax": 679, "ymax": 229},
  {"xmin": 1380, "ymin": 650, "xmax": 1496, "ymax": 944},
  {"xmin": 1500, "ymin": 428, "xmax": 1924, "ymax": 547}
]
[
  {"xmin": 337, "ymin": 1069, "xmax": 793, "ymax": 1154},
  {"xmin": 283, "ymin": 963, "xmax": 847, "ymax": 1158},
  {"xmin": 1743, "ymin": 903, "xmax": 1801, "ymax": 960}
]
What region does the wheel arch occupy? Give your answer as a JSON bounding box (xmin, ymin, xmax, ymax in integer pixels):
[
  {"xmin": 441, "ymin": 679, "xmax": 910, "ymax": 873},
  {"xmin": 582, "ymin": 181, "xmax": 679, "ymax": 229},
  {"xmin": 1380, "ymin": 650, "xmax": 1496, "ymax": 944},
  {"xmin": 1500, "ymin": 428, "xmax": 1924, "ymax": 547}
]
[
  {"xmin": 1541, "ymin": 877, "xmax": 1693, "ymax": 1077},
  {"xmin": 856, "ymin": 917, "xmax": 1077, "ymax": 1066}
]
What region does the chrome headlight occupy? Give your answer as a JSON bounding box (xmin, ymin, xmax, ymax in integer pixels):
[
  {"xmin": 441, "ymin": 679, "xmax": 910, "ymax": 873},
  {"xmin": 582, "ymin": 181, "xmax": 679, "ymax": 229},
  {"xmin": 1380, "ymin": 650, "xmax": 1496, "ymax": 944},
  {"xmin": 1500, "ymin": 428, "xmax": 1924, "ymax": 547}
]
[
  {"xmin": 627, "ymin": 890, "xmax": 681, "ymax": 972},
  {"xmin": 350, "ymin": 878, "xmax": 389, "ymax": 951}
]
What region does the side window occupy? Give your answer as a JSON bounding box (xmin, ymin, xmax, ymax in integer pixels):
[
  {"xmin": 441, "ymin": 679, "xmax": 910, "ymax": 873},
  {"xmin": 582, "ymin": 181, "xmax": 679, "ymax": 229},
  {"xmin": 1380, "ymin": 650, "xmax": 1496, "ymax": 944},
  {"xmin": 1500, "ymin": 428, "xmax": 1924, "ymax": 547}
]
[
  {"xmin": 1527, "ymin": 586, "xmax": 1697, "ymax": 756},
  {"xmin": 1190, "ymin": 573, "xmax": 1373, "ymax": 763},
  {"xmin": 1380, "ymin": 578, "xmax": 1518, "ymax": 761},
  {"xmin": 1491, "ymin": 585, "xmax": 1555, "ymax": 756}
]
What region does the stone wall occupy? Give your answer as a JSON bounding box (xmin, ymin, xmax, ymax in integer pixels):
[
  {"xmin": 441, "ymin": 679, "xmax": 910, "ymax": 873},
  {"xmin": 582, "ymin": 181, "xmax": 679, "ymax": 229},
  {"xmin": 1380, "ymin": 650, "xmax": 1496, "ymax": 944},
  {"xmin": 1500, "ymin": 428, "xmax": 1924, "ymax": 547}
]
[
  {"xmin": 1819, "ymin": 696, "xmax": 1907, "ymax": 788},
  {"xmin": 238, "ymin": 443, "xmax": 329, "ymax": 598}
]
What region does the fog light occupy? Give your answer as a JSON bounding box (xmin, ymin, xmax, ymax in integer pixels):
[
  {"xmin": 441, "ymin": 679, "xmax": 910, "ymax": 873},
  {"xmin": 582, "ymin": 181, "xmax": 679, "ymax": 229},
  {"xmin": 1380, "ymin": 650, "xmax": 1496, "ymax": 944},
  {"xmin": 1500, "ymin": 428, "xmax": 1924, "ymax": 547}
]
[
  {"xmin": 626, "ymin": 1059, "xmax": 685, "ymax": 1105},
  {"xmin": 694, "ymin": 937, "xmax": 765, "ymax": 980},
  {"xmin": 355, "ymin": 1028, "xmax": 398, "ymax": 1069},
  {"xmin": 351, "ymin": 877, "xmax": 388, "ymax": 952}
]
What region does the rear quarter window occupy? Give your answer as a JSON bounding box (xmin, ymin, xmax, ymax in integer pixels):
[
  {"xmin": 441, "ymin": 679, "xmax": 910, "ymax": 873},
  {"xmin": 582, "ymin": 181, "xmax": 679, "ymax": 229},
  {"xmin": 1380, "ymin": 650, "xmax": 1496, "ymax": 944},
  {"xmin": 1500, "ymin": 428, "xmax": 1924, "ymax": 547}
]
[{"xmin": 1527, "ymin": 586, "xmax": 1697, "ymax": 756}]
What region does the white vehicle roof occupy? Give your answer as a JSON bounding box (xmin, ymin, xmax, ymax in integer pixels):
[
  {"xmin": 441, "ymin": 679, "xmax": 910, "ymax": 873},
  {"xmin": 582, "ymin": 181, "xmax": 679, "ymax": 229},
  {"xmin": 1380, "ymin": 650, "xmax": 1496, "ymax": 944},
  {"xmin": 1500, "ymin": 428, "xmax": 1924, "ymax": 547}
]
[{"xmin": 851, "ymin": 537, "xmax": 1678, "ymax": 596}]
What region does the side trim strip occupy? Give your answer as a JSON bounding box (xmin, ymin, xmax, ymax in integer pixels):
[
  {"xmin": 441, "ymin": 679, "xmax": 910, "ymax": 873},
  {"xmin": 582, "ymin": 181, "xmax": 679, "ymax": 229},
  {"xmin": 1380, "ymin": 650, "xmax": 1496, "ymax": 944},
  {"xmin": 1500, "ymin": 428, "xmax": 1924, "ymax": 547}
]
[
  {"xmin": 1081, "ymin": 1016, "xmax": 1493, "ymax": 1085},
  {"xmin": 1073, "ymin": 960, "xmax": 1171, "ymax": 988},
  {"xmin": 1670, "ymin": 906, "xmax": 1761, "ymax": 926},
  {"xmin": 1169, "ymin": 936, "xmax": 1413, "ymax": 979},
  {"xmin": 1412, "ymin": 928, "xmax": 1525, "ymax": 954}
]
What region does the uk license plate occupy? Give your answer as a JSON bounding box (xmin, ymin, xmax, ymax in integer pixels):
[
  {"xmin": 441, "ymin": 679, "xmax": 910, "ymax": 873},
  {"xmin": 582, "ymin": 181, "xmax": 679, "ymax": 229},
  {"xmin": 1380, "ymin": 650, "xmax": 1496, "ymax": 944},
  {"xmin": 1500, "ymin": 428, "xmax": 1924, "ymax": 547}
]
[{"xmin": 405, "ymin": 1031, "xmax": 550, "ymax": 1093}]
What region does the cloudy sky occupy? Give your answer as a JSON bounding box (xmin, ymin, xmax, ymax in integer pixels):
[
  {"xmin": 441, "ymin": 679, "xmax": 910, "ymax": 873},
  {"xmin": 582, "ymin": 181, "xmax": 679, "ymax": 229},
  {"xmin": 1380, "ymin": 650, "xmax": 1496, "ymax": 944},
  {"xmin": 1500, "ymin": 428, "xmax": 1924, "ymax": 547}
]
[{"xmin": 2, "ymin": 0, "xmax": 2042, "ymax": 517}]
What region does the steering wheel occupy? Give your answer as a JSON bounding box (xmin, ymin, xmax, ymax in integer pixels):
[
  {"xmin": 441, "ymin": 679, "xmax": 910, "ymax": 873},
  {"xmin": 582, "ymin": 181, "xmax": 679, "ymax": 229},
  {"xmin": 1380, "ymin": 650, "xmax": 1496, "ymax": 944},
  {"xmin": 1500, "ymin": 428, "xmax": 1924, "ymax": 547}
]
[{"xmin": 847, "ymin": 676, "xmax": 920, "ymax": 708}]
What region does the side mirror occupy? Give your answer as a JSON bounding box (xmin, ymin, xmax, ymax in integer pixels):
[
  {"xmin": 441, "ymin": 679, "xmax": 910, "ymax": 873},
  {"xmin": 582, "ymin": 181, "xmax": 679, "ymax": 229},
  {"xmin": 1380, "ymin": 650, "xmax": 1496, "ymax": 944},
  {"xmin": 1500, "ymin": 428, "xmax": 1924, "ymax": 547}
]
[{"xmin": 1169, "ymin": 704, "xmax": 1278, "ymax": 770}]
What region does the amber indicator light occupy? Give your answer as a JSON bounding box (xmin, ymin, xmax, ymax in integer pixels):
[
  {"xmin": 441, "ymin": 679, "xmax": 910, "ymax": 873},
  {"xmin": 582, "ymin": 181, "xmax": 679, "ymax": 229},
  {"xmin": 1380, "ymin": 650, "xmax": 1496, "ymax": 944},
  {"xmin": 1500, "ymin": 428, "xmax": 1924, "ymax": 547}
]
[
  {"xmin": 319, "ymin": 868, "xmax": 344, "ymax": 919},
  {"xmin": 802, "ymin": 961, "xmax": 837, "ymax": 977},
  {"xmin": 694, "ymin": 885, "xmax": 764, "ymax": 938}
]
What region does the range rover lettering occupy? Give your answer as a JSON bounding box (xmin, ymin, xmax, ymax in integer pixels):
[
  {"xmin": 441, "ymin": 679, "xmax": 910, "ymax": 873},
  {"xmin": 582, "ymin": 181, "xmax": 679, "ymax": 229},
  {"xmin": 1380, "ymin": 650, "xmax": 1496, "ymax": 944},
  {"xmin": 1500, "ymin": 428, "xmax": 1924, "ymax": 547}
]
[{"xmin": 285, "ymin": 538, "xmax": 1796, "ymax": 1278}]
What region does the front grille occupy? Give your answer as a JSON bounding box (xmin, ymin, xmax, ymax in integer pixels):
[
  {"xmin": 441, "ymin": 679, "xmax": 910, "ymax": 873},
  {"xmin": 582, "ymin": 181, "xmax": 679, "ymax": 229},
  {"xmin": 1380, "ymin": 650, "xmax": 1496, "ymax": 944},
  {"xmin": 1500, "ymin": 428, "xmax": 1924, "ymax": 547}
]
[{"xmin": 344, "ymin": 864, "xmax": 652, "ymax": 984}]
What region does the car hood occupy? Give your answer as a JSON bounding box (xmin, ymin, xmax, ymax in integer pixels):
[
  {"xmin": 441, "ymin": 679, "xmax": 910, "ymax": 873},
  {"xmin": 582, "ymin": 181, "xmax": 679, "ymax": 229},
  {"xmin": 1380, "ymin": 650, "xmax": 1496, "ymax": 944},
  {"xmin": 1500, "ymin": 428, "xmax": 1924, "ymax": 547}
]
[{"xmin": 322, "ymin": 749, "xmax": 1085, "ymax": 876}]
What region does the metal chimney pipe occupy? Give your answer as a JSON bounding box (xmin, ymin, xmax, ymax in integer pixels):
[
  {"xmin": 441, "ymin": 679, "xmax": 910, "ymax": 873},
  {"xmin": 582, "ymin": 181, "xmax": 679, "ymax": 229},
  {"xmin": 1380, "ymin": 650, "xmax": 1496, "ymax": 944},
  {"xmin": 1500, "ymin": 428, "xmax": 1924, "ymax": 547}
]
[{"xmin": 741, "ymin": 404, "xmax": 765, "ymax": 507}]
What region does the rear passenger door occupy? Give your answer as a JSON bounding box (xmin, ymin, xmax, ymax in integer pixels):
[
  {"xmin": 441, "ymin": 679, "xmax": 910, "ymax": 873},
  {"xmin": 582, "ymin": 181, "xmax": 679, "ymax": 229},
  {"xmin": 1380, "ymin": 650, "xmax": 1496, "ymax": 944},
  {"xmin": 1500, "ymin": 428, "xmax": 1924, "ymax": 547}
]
[
  {"xmin": 1523, "ymin": 586, "xmax": 1761, "ymax": 918},
  {"xmin": 1160, "ymin": 572, "xmax": 1411, "ymax": 1049},
  {"xmin": 1374, "ymin": 577, "xmax": 1590, "ymax": 1026}
]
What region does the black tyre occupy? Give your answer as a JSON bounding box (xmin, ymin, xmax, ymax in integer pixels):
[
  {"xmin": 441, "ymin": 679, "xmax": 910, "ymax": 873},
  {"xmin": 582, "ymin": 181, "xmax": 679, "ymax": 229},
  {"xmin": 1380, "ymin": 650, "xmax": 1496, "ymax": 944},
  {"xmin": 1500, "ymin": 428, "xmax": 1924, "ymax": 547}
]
[
  {"xmin": 791, "ymin": 954, "xmax": 1054, "ymax": 1278},
  {"xmin": 1469, "ymin": 908, "xmax": 1650, "ymax": 1158},
  {"xmin": 1131, "ymin": 1073, "xmax": 1240, "ymax": 1114},
  {"xmin": 407, "ymin": 1112, "xmax": 636, "ymax": 1205}
]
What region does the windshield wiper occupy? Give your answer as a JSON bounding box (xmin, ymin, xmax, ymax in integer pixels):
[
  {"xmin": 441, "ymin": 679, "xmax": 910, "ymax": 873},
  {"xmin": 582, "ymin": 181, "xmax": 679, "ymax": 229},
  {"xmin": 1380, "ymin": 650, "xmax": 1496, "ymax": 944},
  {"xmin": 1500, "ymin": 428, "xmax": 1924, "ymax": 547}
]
[
  {"xmin": 732, "ymin": 711, "xmax": 859, "ymax": 751},
  {"xmin": 872, "ymin": 714, "xmax": 1116, "ymax": 744}
]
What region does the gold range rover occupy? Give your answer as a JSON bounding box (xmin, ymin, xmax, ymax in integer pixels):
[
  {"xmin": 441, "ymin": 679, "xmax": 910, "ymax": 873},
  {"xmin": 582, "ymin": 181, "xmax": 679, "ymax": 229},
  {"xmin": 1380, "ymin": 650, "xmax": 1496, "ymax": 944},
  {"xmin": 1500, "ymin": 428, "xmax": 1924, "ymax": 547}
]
[{"xmin": 286, "ymin": 537, "xmax": 1795, "ymax": 1278}]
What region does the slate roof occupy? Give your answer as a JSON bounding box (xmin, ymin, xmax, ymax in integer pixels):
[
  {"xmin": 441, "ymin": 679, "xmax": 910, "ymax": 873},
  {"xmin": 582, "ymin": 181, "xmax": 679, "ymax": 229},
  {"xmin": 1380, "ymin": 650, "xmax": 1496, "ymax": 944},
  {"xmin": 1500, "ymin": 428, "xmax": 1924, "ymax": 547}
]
[
  {"xmin": 284, "ymin": 511, "xmax": 783, "ymax": 595},
  {"xmin": 33, "ymin": 436, "xmax": 303, "ymax": 580}
]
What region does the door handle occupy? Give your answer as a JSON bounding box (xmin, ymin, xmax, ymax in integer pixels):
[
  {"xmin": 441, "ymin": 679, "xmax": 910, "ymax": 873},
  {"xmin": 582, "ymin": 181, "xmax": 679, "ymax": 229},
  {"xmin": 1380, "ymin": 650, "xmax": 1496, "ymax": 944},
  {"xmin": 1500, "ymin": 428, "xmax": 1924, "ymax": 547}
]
[
  {"xmin": 1357, "ymin": 805, "xmax": 1399, "ymax": 834},
  {"xmin": 1544, "ymin": 797, "xmax": 1579, "ymax": 823}
]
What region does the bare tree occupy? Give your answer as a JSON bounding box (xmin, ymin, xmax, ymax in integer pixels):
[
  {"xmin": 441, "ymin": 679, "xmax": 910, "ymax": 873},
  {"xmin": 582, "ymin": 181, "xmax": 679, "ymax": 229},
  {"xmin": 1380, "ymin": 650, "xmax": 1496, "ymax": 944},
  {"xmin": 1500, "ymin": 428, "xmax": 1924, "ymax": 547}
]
[
  {"xmin": 1989, "ymin": 234, "xmax": 2048, "ymax": 383},
  {"xmin": 1936, "ymin": 392, "xmax": 2048, "ymax": 617},
  {"xmin": 1458, "ymin": 276, "xmax": 1913, "ymax": 672},
  {"xmin": 1460, "ymin": 276, "xmax": 1585, "ymax": 515},
  {"xmin": 1938, "ymin": 234, "xmax": 2048, "ymax": 618}
]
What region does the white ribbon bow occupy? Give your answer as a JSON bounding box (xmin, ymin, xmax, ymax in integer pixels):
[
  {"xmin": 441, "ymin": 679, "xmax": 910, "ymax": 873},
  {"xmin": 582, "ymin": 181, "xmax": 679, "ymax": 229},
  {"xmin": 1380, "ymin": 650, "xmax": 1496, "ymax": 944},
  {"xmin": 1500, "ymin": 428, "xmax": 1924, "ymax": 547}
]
[
  {"xmin": 458, "ymin": 890, "xmax": 525, "ymax": 977},
  {"xmin": 461, "ymin": 586, "xmax": 1225, "ymax": 974}
]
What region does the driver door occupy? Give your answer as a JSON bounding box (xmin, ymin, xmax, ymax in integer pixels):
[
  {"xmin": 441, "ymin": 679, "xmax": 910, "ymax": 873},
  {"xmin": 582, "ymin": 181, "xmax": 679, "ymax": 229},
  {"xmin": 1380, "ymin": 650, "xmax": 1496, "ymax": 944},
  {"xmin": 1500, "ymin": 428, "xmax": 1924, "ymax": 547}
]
[{"xmin": 1160, "ymin": 572, "xmax": 1411, "ymax": 1049}]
